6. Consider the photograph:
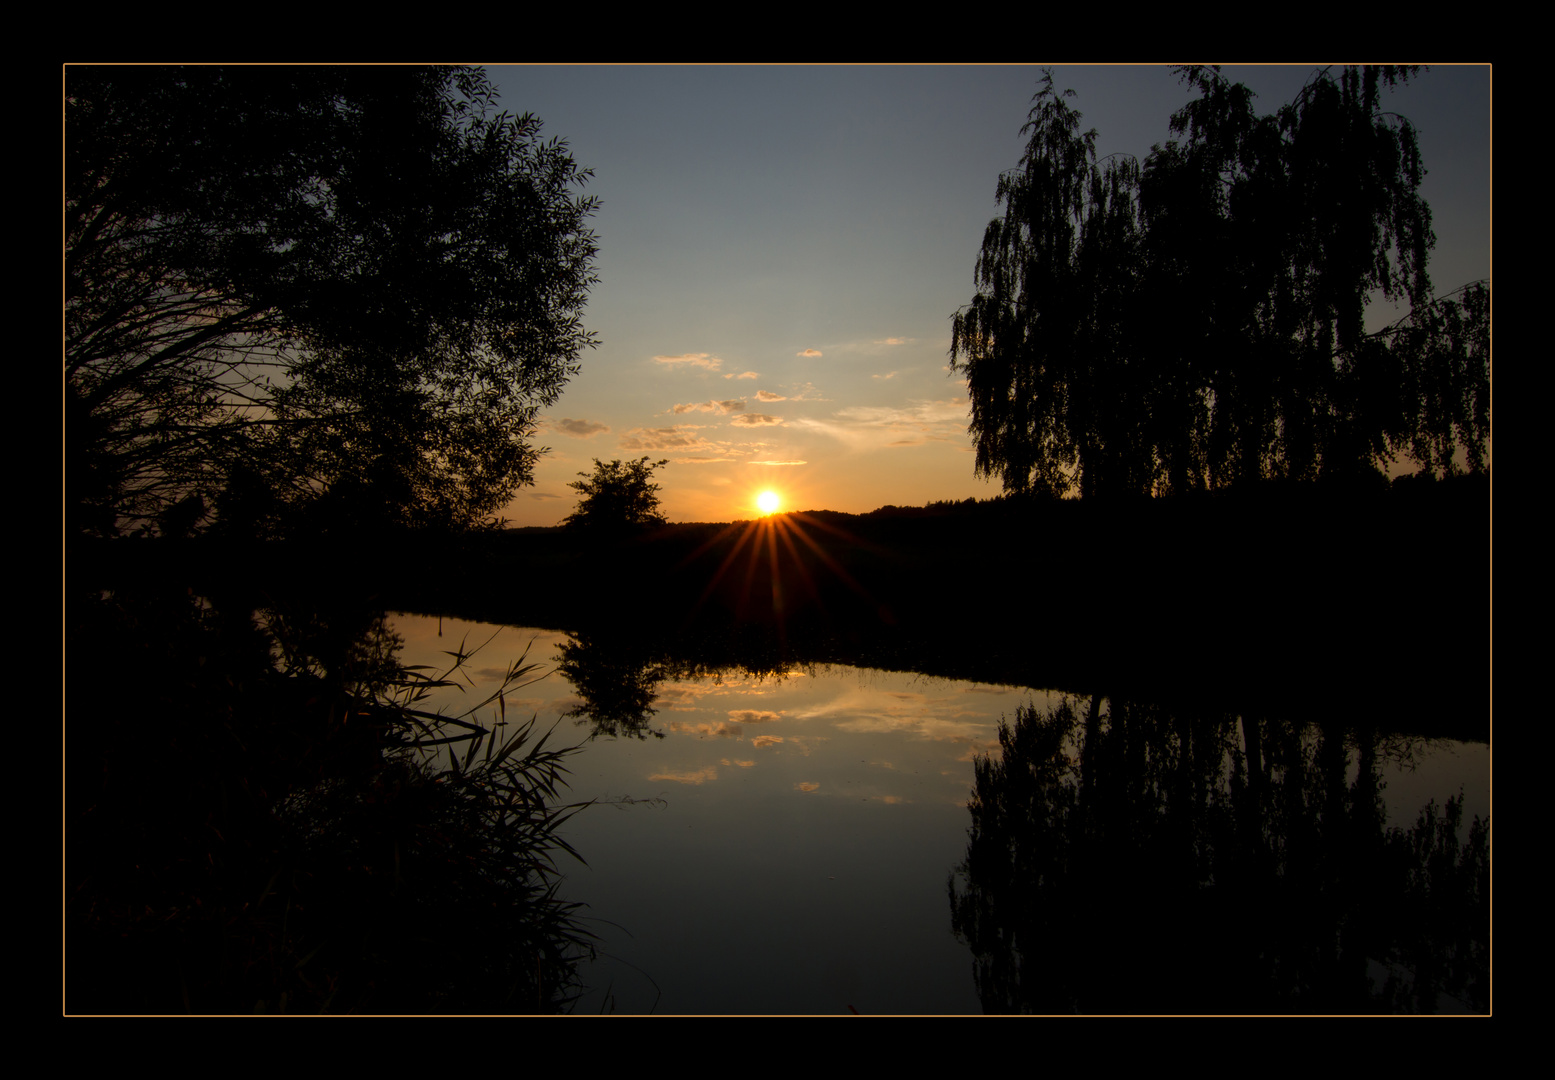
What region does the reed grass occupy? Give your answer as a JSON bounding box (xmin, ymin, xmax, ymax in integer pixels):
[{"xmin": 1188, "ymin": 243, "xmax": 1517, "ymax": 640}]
[{"xmin": 66, "ymin": 586, "xmax": 598, "ymax": 1014}]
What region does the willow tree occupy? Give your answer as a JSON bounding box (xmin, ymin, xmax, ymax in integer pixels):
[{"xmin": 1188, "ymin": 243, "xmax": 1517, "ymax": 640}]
[
  {"xmin": 67, "ymin": 66, "xmax": 600, "ymax": 537},
  {"xmin": 950, "ymin": 66, "xmax": 1489, "ymax": 498}
]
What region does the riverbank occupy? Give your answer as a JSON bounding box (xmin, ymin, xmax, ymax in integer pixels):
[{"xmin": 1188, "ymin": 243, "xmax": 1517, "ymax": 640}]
[
  {"xmin": 430, "ymin": 480, "xmax": 1485, "ymax": 735},
  {"xmin": 76, "ymin": 475, "xmax": 1490, "ymax": 739}
]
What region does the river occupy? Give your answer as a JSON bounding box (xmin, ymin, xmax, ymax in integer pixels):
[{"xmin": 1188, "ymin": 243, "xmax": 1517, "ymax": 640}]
[{"xmin": 388, "ymin": 612, "xmax": 1491, "ymax": 1015}]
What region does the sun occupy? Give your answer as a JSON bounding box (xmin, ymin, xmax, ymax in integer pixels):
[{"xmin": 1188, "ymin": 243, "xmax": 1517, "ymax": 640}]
[{"xmin": 756, "ymin": 489, "xmax": 781, "ymax": 515}]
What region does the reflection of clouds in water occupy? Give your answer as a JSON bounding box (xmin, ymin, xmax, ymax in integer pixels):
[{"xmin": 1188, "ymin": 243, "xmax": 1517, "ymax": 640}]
[
  {"xmin": 752, "ymin": 735, "xmax": 784, "ymax": 749},
  {"xmin": 830, "ymin": 712, "xmax": 993, "ymax": 744},
  {"xmin": 791, "ymin": 686, "xmax": 996, "ymax": 737},
  {"xmin": 650, "ymin": 765, "xmax": 719, "ymax": 785},
  {"xmin": 656, "ymin": 685, "xmax": 712, "ymax": 710},
  {"xmin": 957, "ymin": 738, "xmax": 1003, "ymax": 762},
  {"xmin": 471, "ymin": 665, "xmax": 517, "ymax": 682},
  {"xmin": 795, "ymin": 782, "xmax": 819, "ymax": 792},
  {"xmin": 668, "ymin": 720, "xmax": 743, "ymax": 738},
  {"xmin": 728, "ymin": 709, "xmax": 782, "ymax": 724},
  {"xmin": 721, "ymin": 758, "xmax": 756, "ymax": 768},
  {"xmin": 480, "ymin": 696, "xmax": 546, "ymax": 712}
]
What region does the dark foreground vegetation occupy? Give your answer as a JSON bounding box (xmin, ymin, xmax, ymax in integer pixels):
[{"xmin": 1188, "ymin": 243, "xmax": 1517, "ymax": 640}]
[{"xmin": 66, "ymin": 566, "xmax": 596, "ymax": 1014}]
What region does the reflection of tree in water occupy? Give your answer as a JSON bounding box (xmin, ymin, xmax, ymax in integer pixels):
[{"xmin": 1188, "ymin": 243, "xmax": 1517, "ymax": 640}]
[
  {"xmin": 554, "ymin": 630, "xmax": 816, "ymax": 741},
  {"xmin": 949, "ymin": 695, "xmax": 1488, "ymax": 1014},
  {"xmin": 555, "ymin": 630, "xmax": 672, "ymax": 740}
]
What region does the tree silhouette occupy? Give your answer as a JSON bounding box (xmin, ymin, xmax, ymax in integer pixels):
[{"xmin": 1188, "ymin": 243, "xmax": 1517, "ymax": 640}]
[
  {"xmin": 67, "ymin": 66, "xmax": 599, "ymax": 537},
  {"xmin": 563, "ymin": 457, "xmax": 670, "ymax": 534},
  {"xmin": 950, "ymin": 67, "xmax": 1489, "ymax": 498}
]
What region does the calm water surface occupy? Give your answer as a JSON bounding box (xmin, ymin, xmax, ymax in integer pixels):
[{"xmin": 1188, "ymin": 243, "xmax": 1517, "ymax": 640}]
[{"xmin": 389, "ymin": 613, "xmax": 1489, "ymax": 1015}]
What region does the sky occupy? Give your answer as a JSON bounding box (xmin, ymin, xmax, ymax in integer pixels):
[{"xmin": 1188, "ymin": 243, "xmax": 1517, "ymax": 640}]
[{"xmin": 483, "ymin": 65, "xmax": 1492, "ymax": 527}]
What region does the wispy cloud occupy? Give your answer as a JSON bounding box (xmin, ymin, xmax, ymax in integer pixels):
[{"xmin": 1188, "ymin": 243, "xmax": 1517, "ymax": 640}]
[
  {"xmin": 723, "ymin": 371, "xmax": 759, "ymax": 380},
  {"xmin": 756, "ymin": 390, "xmax": 787, "ymax": 402},
  {"xmin": 797, "ymin": 348, "xmax": 823, "ymax": 358},
  {"xmin": 794, "ymin": 781, "xmax": 820, "ymax": 792},
  {"xmin": 747, "ymin": 459, "xmax": 807, "ymax": 466},
  {"xmin": 619, "ymin": 425, "xmax": 775, "ymax": 464},
  {"xmin": 655, "ymin": 352, "xmax": 723, "ymax": 370},
  {"xmin": 671, "ymin": 399, "xmax": 747, "ymax": 415},
  {"xmin": 528, "ymin": 491, "xmax": 565, "ymax": 500},
  {"xmin": 871, "ymin": 371, "xmax": 899, "ymax": 381},
  {"xmin": 873, "ymin": 337, "xmax": 913, "ymax": 345},
  {"xmin": 752, "ymin": 735, "xmax": 784, "ymax": 749},
  {"xmin": 619, "ymin": 425, "xmax": 713, "ymax": 451},
  {"xmin": 730, "ymin": 413, "xmax": 784, "ymax": 427},
  {"xmin": 790, "ymin": 398, "xmax": 970, "ymax": 450},
  {"xmin": 555, "ymin": 417, "xmax": 610, "ymax": 437}
]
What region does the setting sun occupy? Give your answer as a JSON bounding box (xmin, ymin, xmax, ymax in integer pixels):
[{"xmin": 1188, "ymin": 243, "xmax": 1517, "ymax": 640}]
[{"xmin": 756, "ymin": 490, "xmax": 781, "ymax": 515}]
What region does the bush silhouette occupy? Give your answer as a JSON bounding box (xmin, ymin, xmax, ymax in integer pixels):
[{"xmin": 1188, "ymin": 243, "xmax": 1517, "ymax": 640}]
[{"xmin": 563, "ymin": 457, "xmax": 669, "ymax": 534}]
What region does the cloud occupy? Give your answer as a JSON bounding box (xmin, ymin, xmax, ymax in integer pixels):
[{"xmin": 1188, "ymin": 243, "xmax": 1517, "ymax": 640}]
[
  {"xmin": 528, "ymin": 491, "xmax": 565, "ymax": 500},
  {"xmin": 873, "ymin": 337, "xmax": 912, "ymax": 345},
  {"xmin": 794, "ymin": 782, "xmax": 820, "ymax": 792},
  {"xmin": 871, "ymin": 372, "xmax": 899, "ymax": 381},
  {"xmin": 756, "ymin": 390, "xmax": 787, "ymax": 402},
  {"xmin": 723, "ymin": 371, "xmax": 759, "ymax": 380},
  {"xmin": 730, "ymin": 413, "xmax": 784, "ymax": 427},
  {"xmin": 619, "ymin": 425, "xmax": 713, "ymax": 450},
  {"xmin": 752, "ymin": 735, "xmax": 784, "ymax": 749},
  {"xmin": 797, "ymin": 348, "xmax": 822, "ymax": 357},
  {"xmin": 555, "ymin": 417, "xmax": 610, "ymax": 437},
  {"xmin": 790, "ymin": 398, "xmax": 971, "ymax": 451},
  {"xmin": 721, "ymin": 758, "xmax": 756, "ymax": 768},
  {"xmin": 672, "ymin": 399, "xmax": 746, "ymax": 414},
  {"xmin": 787, "ymin": 382, "xmax": 828, "ymax": 401},
  {"xmin": 727, "ymin": 709, "xmax": 782, "ymax": 724},
  {"xmin": 619, "ymin": 425, "xmax": 776, "ymax": 464},
  {"xmin": 747, "ymin": 459, "xmax": 807, "ymax": 466},
  {"xmin": 655, "ymin": 352, "xmax": 722, "ymax": 370},
  {"xmin": 837, "ymin": 400, "xmax": 970, "ymax": 426}
]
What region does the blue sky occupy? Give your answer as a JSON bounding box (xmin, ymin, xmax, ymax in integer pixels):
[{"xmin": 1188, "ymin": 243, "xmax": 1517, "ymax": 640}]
[{"xmin": 483, "ymin": 65, "xmax": 1491, "ymax": 526}]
